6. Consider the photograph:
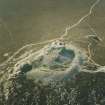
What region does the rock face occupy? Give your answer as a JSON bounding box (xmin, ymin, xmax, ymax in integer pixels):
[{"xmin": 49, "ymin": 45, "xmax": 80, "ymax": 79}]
[{"xmin": 0, "ymin": 41, "xmax": 105, "ymax": 105}]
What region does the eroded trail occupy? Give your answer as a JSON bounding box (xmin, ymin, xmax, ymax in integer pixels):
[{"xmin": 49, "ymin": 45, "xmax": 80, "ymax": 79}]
[
  {"xmin": 0, "ymin": 0, "xmax": 103, "ymax": 75},
  {"xmin": 1, "ymin": 1, "xmax": 105, "ymax": 103}
]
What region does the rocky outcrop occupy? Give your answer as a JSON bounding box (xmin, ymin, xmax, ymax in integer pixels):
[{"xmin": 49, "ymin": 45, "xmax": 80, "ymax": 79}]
[{"xmin": 0, "ymin": 41, "xmax": 105, "ymax": 105}]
